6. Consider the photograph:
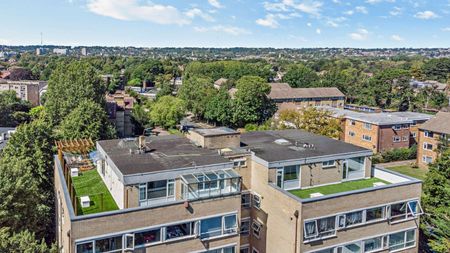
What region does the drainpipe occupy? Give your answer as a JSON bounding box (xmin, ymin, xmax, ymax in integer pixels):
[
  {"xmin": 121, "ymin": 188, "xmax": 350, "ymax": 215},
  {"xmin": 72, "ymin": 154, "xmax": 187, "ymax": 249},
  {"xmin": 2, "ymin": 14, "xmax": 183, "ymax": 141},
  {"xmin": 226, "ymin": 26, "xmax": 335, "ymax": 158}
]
[{"xmin": 294, "ymin": 210, "xmax": 299, "ymax": 253}]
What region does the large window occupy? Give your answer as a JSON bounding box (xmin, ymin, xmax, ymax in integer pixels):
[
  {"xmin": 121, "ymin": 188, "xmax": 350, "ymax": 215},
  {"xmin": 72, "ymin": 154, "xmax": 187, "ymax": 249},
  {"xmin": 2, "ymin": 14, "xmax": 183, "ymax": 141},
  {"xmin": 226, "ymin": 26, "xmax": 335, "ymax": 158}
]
[
  {"xmin": 389, "ymin": 230, "xmax": 416, "ymax": 251},
  {"xmin": 166, "ymin": 222, "xmax": 195, "ymax": 241},
  {"xmin": 77, "ymin": 242, "xmax": 93, "ymax": 253},
  {"xmin": 388, "ymin": 200, "xmax": 422, "ymax": 223},
  {"xmin": 241, "ymin": 192, "xmax": 251, "ymax": 208},
  {"xmin": 365, "ymin": 206, "xmax": 384, "ymax": 222},
  {"xmin": 304, "ymin": 216, "xmax": 336, "ymax": 240},
  {"xmin": 134, "ymin": 228, "xmax": 161, "ymax": 247},
  {"xmin": 363, "ymin": 236, "xmax": 382, "ymax": 252},
  {"xmin": 252, "ymin": 220, "xmax": 262, "ymax": 239},
  {"xmin": 200, "ymin": 214, "xmax": 238, "ymax": 239},
  {"xmin": 423, "ymin": 142, "xmax": 433, "ymax": 150},
  {"xmin": 284, "ymin": 165, "xmax": 299, "ymax": 181},
  {"xmin": 181, "ymin": 169, "xmax": 241, "ymax": 200},
  {"xmin": 240, "ymin": 219, "xmax": 250, "ymax": 236},
  {"xmin": 95, "ymin": 236, "xmax": 122, "ymax": 253},
  {"xmin": 424, "ymin": 131, "xmax": 434, "ymax": 138},
  {"xmin": 322, "ymin": 160, "xmax": 336, "ymax": 168},
  {"xmin": 201, "ymin": 246, "xmax": 236, "ymax": 253},
  {"xmin": 139, "ymin": 179, "xmax": 175, "ymax": 206},
  {"xmin": 345, "ymin": 211, "xmax": 363, "ymax": 227}
]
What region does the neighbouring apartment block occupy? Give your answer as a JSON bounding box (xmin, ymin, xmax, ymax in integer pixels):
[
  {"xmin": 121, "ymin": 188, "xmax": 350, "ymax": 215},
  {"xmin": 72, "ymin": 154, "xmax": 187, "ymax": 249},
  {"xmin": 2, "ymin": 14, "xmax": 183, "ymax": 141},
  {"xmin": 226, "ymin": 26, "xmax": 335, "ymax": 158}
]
[
  {"xmin": 0, "ymin": 79, "xmax": 47, "ymax": 106},
  {"xmin": 55, "ymin": 128, "xmax": 423, "ymax": 253},
  {"xmin": 322, "ymin": 107, "xmax": 432, "ymax": 154},
  {"xmin": 269, "ymin": 83, "xmax": 346, "ymax": 110},
  {"xmin": 417, "ymin": 111, "xmax": 450, "ymax": 167},
  {"xmin": 106, "ymin": 91, "xmax": 136, "ymax": 138}
]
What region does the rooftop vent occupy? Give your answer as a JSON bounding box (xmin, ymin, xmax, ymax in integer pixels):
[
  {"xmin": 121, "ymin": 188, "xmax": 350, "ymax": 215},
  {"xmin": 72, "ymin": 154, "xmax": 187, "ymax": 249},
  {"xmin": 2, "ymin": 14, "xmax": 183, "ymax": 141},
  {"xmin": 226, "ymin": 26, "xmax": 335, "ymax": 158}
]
[{"xmin": 274, "ymin": 139, "xmax": 291, "ymax": 145}]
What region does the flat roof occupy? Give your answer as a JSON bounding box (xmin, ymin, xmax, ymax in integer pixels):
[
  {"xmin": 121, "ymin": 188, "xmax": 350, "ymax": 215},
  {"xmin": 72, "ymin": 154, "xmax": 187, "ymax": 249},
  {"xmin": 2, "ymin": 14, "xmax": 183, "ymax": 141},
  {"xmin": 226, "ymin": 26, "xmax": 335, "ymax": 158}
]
[
  {"xmin": 321, "ymin": 106, "xmax": 432, "ymax": 125},
  {"xmin": 192, "ymin": 127, "xmax": 239, "ymax": 137},
  {"xmin": 240, "ymin": 130, "xmax": 370, "ymax": 163},
  {"xmin": 97, "ymin": 135, "xmax": 231, "ymax": 175}
]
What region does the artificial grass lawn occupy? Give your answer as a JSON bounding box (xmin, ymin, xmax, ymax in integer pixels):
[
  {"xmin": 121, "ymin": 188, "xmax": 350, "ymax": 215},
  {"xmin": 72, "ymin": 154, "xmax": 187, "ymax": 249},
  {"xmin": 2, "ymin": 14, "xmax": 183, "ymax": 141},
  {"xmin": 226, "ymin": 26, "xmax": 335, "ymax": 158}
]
[
  {"xmin": 289, "ymin": 178, "xmax": 391, "ymax": 199},
  {"xmin": 385, "ymin": 165, "xmax": 428, "ymax": 181},
  {"xmin": 72, "ymin": 169, "xmax": 119, "ymax": 215}
]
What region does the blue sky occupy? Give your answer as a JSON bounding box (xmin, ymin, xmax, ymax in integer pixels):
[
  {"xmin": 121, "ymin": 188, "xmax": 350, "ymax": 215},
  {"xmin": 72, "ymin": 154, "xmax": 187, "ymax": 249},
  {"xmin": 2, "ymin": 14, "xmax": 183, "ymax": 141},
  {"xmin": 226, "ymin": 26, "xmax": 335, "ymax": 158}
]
[{"xmin": 3, "ymin": 0, "xmax": 450, "ymax": 48}]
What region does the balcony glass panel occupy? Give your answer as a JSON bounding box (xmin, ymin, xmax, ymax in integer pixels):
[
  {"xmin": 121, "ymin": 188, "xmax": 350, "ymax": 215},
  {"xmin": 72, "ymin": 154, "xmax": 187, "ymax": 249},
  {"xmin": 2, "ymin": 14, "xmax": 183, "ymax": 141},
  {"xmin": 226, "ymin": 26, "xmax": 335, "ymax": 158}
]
[
  {"xmin": 346, "ymin": 157, "xmax": 365, "ymax": 180},
  {"xmin": 181, "ymin": 169, "xmax": 241, "ymax": 200}
]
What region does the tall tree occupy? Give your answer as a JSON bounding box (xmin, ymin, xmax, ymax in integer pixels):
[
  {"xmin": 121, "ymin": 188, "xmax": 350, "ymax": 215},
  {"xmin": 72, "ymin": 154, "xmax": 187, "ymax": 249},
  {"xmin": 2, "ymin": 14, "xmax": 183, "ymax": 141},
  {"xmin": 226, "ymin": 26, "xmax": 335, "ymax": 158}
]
[
  {"xmin": 278, "ymin": 108, "xmax": 342, "ymax": 139},
  {"xmin": 0, "ymin": 120, "xmax": 54, "ymax": 241},
  {"xmin": 283, "ymin": 64, "xmax": 319, "ymax": 88},
  {"xmin": 204, "ymin": 88, "xmax": 232, "ymax": 126},
  {"xmin": 421, "ymin": 149, "xmax": 450, "ymax": 253},
  {"xmin": 44, "ymin": 61, "xmax": 106, "ymax": 126},
  {"xmin": 178, "ymin": 77, "xmax": 216, "ymax": 119},
  {"xmin": 231, "ymin": 76, "xmax": 275, "ymax": 127},
  {"xmin": 150, "ymin": 95, "xmax": 186, "ymax": 129},
  {"xmin": 56, "ymin": 100, "xmax": 116, "ymax": 141},
  {"xmin": 0, "ymin": 90, "xmax": 31, "ymax": 127},
  {"xmin": 0, "ymin": 227, "xmax": 56, "ymax": 253}
]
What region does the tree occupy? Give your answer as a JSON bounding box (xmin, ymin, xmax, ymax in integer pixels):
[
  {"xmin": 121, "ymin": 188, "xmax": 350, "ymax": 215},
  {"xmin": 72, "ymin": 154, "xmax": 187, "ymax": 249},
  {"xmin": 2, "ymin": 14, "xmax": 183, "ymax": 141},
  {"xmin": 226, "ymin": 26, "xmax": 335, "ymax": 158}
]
[
  {"xmin": 44, "ymin": 61, "xmax": 106, "ymax": 126},
  {"xmin": 8, "ymin": 67, "xmax": 35, "ymax": 81},
  {"xmin": 367, "ymin": 68, "xmax": 410, "ymax": 109},
  {"xmin": 150, "ymin": 96, "xmax": 186, "ymax": 129},
  {"xmin": 231, "ymin": 76, "xmax": 276, "ymax": 127},
  {"xmin": 204, "ymin": 88, "xmax": 232, "ymax": 126},
  {"xmin": 421, "ymin": 149, "xmax": 450, "ymax": 252},
  {"xmin": 0, "ymin": 90, "xmax": 31, "ymax": 127},
  {"xmin": 156, "ymin": 81, "xmax": 174, "ymax": 100},
  {"xmin": 422, "ymin": 58, "xmax": 450, "ymax": 83},
  {"xmin": 131, "ymin": 103, "xmax": 152, "ymax": 135},
  {"xmin": 56, "ymin": 100, "xmax": 116, "ymax": 141},
  {"xmin": 283, "ymin": 64, "xmax": 319, "ymax": 88},
  {"xmin": 0, "ymin": 227, "xmax": 56, "ymax": 253},
  {"xmin": 0, "ymin": 120, "xmax": 54, "ymax": 241},
  {"xmin": 178, "ymin": 77, "xmax": 216, "ymax": 119},
  {"xmin": 278, "ymin": 108, "xmax": 342, "ymax": 139}
]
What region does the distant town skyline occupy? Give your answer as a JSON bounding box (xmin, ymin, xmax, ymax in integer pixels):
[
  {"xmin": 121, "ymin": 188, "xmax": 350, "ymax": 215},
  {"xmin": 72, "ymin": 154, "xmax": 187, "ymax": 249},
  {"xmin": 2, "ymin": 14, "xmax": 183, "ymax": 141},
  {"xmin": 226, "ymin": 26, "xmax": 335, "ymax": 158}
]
[{"xmin": 3, "ymin": 0, "xmax": 450, "ymax": 48}]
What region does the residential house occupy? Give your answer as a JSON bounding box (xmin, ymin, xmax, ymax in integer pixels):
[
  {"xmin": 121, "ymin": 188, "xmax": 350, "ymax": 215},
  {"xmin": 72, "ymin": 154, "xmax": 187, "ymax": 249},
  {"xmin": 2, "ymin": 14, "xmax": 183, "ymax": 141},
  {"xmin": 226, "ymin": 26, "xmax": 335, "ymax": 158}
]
[
  {"xmin": 322, "ymin": 107, "xmax": 432, "ymax": 153},
  {"xmin": 0, "ymin": 79, "xmax": 48, "ymax": 106},
  {"xmin": 55, "ymin": 128, "xmax": 422, "ymax": 253},
  {"xmin": 269, "ymin": 83, "xmax": 345, "ymax": 110},
  {"xmin": 417, "ymin": 111, "xmax": 450, "ymax": 167}
]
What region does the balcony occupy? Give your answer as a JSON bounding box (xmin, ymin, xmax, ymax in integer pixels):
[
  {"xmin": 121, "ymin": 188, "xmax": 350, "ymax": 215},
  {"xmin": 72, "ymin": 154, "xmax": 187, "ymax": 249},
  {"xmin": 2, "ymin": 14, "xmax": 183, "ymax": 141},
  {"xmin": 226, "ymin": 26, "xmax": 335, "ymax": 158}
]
[{"xmin": 180, "ymin": 169, "xmax": 241, "ymax": 200}]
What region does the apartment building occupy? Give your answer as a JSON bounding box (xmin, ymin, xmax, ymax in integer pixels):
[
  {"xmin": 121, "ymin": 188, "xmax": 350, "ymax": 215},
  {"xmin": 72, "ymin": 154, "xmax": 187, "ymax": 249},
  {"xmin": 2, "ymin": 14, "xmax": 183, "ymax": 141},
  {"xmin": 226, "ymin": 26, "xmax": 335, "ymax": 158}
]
[
  {"xmin": 323, "ymin": 107, "xmax": 432, "ymax": 153},
  {"xmin": 55, "ymin": 128, "xmax": 422, "ymax": 253},
  {"xmin": 106, "ymin": 91, "xmax": 136, "ymax": 138},
  {"xmin": 269, "ymin": 83, "xmax": 345, "ymax": 109},
  {"xmin": 0, "ymin": 79, "xmax": 47, "ymax": 106},
  {"xmin": 417, "ymin": 111, "xmax": 450, "ymax": 167}
]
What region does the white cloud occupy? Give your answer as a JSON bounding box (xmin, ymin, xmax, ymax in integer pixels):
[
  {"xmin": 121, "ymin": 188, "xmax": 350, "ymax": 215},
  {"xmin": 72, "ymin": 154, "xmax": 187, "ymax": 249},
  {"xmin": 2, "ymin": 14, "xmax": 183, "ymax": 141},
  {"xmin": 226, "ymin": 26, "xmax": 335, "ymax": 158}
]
[
  {"xmin": 307, "ymin": 22, "xmax": 312, "ymax": 27},
  {"xmin": 442, "ymin": 27, "xmax": 450, "ymax": 32},
  {"xmin": 256, "ymin": 14, "xmax": 279, "ymax": 28},
  {"xmin": 326, "ymin": 20, "xmax": 338, "ymax": 27},
  {"xmin": 349, "ymin": 28, "xmax": 369, "ymax": 40},
  {"xmin": 263, "ymin": 0, "xmax": 323, "ymax": 16},
  {"xmin": 185, "ymin": 8, "xmax": 215, "ymax": 22},
  {"xmin": 389, "ymin": 7, "xmax": 402, "ymax": 16},
  {"xmin": 391, "ymin": 34, "xmax": 404, "ymax": 41},
  {"xmin": 207, "ymin": 0, "xmax": 224, "ymax": 9},
  {"xmin": 366, "ymin": 0, "xmax": 395, "ymax": 4},
  {"xmin": 316, "ymin": 28, "xmax": 321, "ymax": 34},
  {"xmin": 355, "ymin": 6, "xmax": 368, "ymax": 14},
  {"xmin": 414, "ymin": 10, "xmax": 439, "ymax": 19},
  {"xmin": 194, "ymin": 25, "xmax": 250, "ymax": 36},
  {"xmin": 86, "ymin": 0, "xmax": 190, "ymax": 25},
  {"xmin": 344, "ymin": 10, "xmax": 354, "ymax": 15},
  {"xmin": 0, "ymin": 38, "xmax": 9, "ymax": 45}
]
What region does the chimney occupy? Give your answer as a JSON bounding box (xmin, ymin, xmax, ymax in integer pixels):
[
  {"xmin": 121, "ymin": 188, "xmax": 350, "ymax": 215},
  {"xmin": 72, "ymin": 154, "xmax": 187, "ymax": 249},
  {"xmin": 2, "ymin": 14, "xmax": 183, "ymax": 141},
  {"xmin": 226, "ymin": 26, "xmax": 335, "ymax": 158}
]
[{"xmin": 138, "ymin": 136, "xmax": 146, "ymax": 151}]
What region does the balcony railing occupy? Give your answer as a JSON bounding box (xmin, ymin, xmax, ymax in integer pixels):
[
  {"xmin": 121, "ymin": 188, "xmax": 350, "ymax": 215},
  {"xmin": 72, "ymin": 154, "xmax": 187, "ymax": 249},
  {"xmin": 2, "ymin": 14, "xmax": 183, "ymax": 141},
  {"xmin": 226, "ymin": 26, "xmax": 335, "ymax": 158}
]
[{"xmin": 180, "ymin": 169, "xmax": 241, "ymax": 200}]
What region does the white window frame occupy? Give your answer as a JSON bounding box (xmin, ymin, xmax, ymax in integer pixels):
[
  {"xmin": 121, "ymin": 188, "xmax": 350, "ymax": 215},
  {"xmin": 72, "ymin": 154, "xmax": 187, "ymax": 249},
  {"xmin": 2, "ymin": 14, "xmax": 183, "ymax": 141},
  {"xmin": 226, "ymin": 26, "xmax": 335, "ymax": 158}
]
[
  {"xmin": 322, "ymin": 160, "xmax": 336, "ymax": 168},
  {"xmin": 252, "ymin": 219, "xmax": 262, "ymax": 239},
  {"xmin": 363, "ymin": 122, "xmax": 372, "ymax": 130},
  {"xmin": 424, "ymin": 131, "xmax": 433, "ymax": 138},
  {"xmin": 393, "ymin": 125, "xmax": 401, "ymax": 130},
  {"xmin": 348, "ymin": 131, "xmax": 355, "ymax": 137},
  {"xmin": 388, "ymin": 229, "xmax": 416, "ymax": 253},
  {"xmin": 240, "ymin": 218, "xmax": 250, "ymax": 236},
  {"xmin": 124, "ymin": 234, "xmax": 134, "ymax": 251},
  {"xmin": 422, "ymin": 155, "xmax": 433, "ymax": 164},
  {"xmin": 252, "ymin": 247, "xmax": 260, "ymax": 253},
  {"xmin": 388, "ymin": 200, "xmax": 423, "ymax": 224},
  {"xmin": 412, "ymin": 132, "xmax": 417, "ymax": 138},
  {"xmin": 252, "ymin": 193, "xmax": 261, "ymax": 210},
  {"xmin": 362, "ymin": 135, "xmax": 372, "ymax": 142},
  {"xmin": 423, "ymin": 142, "xmax": 433, "ymax": 150},
  {"xmin": 402, "ymin": 135, "xmax": 408, "ymax": 142},
  {"xmin": 393, "ymin": 136, "xmax": 401, "ymax": 143},
  {"xmin": 233, "ymin": 159, "xmax": 247, "ymax": 168},
  {"xmin": 240, "ymin": 244, "xmax": 250, "ymax": 253}
]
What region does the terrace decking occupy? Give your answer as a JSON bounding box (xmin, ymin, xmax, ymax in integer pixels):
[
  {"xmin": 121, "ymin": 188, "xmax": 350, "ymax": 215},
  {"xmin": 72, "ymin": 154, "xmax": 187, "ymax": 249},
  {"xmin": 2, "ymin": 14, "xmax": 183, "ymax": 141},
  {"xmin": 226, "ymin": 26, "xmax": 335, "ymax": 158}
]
[
  {"xmin": 289, "ymin": 178, "xmax": 390, "ymax": 199},
  {"xmin": 72, "ymin": 169, "xmax": 119, "ymax": 215}
]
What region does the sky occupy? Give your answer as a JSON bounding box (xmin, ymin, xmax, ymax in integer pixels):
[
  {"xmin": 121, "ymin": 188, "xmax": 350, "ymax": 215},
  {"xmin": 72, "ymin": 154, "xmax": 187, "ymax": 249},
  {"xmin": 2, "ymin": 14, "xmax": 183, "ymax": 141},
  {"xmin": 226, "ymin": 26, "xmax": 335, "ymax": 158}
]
[{"xmin": 2, "ymin": 0, "xmax": 450, "ymax": 48}]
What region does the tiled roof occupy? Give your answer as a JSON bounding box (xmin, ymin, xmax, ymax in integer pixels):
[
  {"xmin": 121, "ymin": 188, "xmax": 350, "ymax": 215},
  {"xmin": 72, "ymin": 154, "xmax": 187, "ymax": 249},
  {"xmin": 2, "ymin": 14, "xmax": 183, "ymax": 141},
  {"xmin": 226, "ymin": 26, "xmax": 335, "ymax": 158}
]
[
  {"xmin": 269, "ymin": 83, "xmax": 345, "ymax": 100},
  {"xmin": 420, "ymin": 112, "xmax": 450, "ymax": 134}
]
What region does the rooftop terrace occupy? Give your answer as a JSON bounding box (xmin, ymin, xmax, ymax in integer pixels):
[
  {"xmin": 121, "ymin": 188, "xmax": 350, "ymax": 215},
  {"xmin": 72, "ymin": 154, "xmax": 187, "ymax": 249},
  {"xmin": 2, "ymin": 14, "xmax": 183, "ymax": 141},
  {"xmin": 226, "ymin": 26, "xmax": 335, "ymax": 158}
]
[{"xmin": 289, "ymin": 177, "xmax": 390, "ymax": 199}]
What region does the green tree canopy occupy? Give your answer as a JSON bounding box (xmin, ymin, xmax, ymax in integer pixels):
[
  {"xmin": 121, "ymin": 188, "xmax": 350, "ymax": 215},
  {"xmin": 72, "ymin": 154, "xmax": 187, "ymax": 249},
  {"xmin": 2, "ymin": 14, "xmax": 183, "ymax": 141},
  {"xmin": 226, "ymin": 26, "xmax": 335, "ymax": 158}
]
[
  {"xmin": 421, "ymin": 149, "xmax": 450, "ymax": 252},
  {"xmin": 0, "ymin": 120, "xmax": 54, "ymax": 241},
  {"xmin": 422, "ymin": 58, "xmax": 450, "ymax": 83},
  {"xmin": 0, "ymin": 227, "xmax": 56, "ymax": 253},
  {"xmin": 204, "ymin": 87, "xmax": 232, "ymax": 126},
  {"xmin": 0, "ymin": 90, "xmax": 31, "ymax": 127},
  {"xmin": 45, "ymin": 61, "xmax": 106, "ymax": 126},
  {"xmin": 56, "ymin": 100, "xmax": 116, "ymax": 141},
  {"xmin": 178, "ymin": 77, "xmax": 216, "ymax": 119},
  {"xmin": 231, "ymin": 76, "xmax": 275, "ymax": 127},
  {"xmin": 283, "ymin": 64, "xmax": 319, "ymax": 88},
  {"xmin": 150, "ymin": 95, "xmax": 186, "ymax": 129}
]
